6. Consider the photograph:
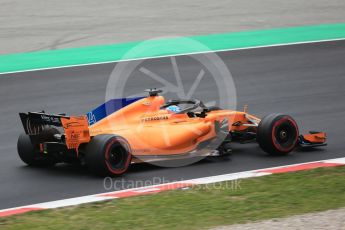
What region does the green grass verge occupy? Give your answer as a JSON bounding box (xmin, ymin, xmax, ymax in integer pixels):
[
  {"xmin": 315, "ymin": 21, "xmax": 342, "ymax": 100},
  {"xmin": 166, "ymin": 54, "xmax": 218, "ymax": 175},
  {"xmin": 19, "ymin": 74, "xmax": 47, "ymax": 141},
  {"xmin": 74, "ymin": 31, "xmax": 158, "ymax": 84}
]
[
  {"xmin": 1, "ymin": 166, "xmax": 345, "ymax": 230},
  {"xmin": 1, "ymin": 23, "xmax": 345, "ymax": 73}
]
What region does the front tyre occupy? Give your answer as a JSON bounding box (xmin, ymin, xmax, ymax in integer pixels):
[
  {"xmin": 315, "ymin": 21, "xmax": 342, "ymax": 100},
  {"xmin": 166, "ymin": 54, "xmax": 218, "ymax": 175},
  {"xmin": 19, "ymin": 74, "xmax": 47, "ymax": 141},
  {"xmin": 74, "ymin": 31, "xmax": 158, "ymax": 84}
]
[
  {"xmin": 85, "ymin": 134, "xmax": 132, "ymax": 177},
  {"xmin": 257, "ymin": 114, "xmax": 299, "ymax": 155}
]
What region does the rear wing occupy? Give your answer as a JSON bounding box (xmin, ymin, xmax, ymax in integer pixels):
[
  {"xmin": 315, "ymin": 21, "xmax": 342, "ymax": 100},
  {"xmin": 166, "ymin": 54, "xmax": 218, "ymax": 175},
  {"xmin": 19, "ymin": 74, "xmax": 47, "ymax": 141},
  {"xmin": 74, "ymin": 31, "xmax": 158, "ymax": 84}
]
[
  {"xmin": 19, "ymin": 112, "xmax": 90, "ymax": 149},
  {"xmin": 19, "ymin": 97, "xmax": 144, "ymax": 148}
]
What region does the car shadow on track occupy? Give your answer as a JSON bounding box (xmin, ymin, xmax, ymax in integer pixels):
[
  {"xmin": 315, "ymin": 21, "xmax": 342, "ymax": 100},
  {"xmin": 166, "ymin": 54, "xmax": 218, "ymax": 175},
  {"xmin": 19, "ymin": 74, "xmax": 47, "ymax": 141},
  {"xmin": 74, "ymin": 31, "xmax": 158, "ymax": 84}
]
[{"xmin": 17, "ymin": 143, "xmax": 324, "ymax": 179}]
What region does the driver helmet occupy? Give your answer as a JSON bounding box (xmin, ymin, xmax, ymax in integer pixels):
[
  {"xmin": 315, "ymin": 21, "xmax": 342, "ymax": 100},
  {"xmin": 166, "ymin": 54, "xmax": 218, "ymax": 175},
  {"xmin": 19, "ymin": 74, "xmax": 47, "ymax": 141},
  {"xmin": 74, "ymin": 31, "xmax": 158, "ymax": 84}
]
[{"xmin": 166, "ymin": 105, "xmax": 181, "ymax": 113}]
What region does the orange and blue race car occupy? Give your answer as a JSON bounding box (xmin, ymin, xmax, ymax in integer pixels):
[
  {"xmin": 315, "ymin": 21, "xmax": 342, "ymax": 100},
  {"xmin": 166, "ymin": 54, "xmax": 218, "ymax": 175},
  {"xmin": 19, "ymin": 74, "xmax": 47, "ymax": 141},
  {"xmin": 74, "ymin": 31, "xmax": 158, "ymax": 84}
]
[{"xmin": 17, "ymin": 89, "xmax": 327, "ymax": 176}]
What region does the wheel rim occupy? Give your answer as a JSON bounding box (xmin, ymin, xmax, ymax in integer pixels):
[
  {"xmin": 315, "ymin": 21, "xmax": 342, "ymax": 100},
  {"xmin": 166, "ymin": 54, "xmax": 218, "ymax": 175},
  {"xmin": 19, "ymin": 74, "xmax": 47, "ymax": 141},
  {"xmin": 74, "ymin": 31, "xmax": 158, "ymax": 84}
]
[
  {"xmin": 105, "ymin": 139, "xmax": 131, "ymax": 175},
  {"xmin": 108, "ymin": 144, "xmax": 127, "ymax": 169},
  {"xmin": 272, "ymin": 118, "xmax": 298, "ymax": 152}
]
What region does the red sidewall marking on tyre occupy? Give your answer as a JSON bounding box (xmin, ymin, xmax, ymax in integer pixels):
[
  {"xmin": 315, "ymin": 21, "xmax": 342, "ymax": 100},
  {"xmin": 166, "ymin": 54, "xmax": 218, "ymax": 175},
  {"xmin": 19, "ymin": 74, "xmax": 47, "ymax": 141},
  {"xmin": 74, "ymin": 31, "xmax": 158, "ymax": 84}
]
[
  {"xmin": 272, "ymin": 117, "xmax": 299, "ymax": 152},
  {"xmin": 105, "ymin": 138, "xmax": 131, "ymax": 175}
]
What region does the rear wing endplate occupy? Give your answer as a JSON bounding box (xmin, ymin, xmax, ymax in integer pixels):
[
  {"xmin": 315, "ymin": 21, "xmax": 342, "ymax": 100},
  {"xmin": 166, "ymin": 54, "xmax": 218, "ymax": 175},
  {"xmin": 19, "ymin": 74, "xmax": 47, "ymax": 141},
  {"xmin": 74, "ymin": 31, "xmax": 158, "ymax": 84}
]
[{"xmin": 19, "ymin": 112, "xmax": 90, "ymax": 149}]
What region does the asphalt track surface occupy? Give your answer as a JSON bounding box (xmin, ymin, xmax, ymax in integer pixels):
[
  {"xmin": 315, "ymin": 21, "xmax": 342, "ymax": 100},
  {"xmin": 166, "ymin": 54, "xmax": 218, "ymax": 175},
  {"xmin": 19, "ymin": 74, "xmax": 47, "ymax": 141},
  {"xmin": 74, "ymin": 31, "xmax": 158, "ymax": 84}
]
[
  {"xmin": 2, "ymin": 0, "xmax": 345, "ymax": 54},
  {"xmin": 0, "ymin": 40, "xmax": 345, "ymax": 209}
]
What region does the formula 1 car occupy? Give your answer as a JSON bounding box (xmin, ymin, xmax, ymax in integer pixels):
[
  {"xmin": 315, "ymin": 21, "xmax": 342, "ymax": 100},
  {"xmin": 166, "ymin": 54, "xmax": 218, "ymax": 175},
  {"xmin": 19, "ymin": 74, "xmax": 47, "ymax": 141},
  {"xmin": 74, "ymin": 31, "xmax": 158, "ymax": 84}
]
[{"xmin": 17, "ymin": 89, "xmax": 327, "ymax": 176}]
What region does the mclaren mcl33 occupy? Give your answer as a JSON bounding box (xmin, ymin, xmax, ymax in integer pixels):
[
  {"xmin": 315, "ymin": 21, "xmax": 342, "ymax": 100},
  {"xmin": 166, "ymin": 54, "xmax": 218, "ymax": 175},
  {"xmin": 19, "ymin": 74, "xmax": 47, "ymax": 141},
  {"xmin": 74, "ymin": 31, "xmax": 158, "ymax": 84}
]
[{"xmin": 18, "ymin": 89, "xmax": 327, "ymax": 176}]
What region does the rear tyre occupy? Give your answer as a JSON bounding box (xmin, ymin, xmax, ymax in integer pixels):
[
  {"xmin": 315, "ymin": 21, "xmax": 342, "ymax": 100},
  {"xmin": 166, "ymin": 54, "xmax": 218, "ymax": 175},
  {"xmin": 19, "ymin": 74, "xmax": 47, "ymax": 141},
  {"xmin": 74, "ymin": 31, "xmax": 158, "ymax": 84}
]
[
  {"xmin": 17, "ymin": 129, "xmax": 58, "ymax": 167},
  {"xmin": 257, "ymin": 114, "xmax": 299, "ymax": 155},
  {"xmin": 85, "ymin": 134, "xmax": 132, "ymax": 177}
]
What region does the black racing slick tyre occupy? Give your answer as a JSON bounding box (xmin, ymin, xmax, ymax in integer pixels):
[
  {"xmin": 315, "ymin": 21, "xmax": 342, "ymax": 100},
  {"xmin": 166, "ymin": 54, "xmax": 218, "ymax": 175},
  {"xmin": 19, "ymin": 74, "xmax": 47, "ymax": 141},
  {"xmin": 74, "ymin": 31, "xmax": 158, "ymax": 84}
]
[
  {"xmin": 85, "ymin": 134, "xmax": 132, "ymax": 177},
  {"xmin": 257, "ymin": 114, "xmax": 299, "ymax": 155},
  {"xmin": 17, "ymin": 131, "xmax": 58, "ymax": 167}
]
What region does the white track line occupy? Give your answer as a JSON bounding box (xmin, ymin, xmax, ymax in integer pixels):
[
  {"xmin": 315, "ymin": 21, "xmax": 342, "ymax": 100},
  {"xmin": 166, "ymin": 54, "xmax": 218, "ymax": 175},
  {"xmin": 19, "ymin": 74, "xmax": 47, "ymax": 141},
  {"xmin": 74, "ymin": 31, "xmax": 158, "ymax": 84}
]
[
  {"xmin": 1, "ymin": 38, "xmax": 345, "ymax": 75},
  {"xmin": 1, "ymin": 156, "xmax": 344, "ymax": 217}
]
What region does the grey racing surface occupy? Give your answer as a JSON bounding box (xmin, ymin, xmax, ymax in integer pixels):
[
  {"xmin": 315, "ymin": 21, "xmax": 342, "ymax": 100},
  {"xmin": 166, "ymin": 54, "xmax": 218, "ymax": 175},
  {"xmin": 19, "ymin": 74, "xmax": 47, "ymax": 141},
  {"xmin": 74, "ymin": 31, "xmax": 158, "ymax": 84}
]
[{"xmin": 0, "ymin": 40, "xmax": 344, "ymax": 209}]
